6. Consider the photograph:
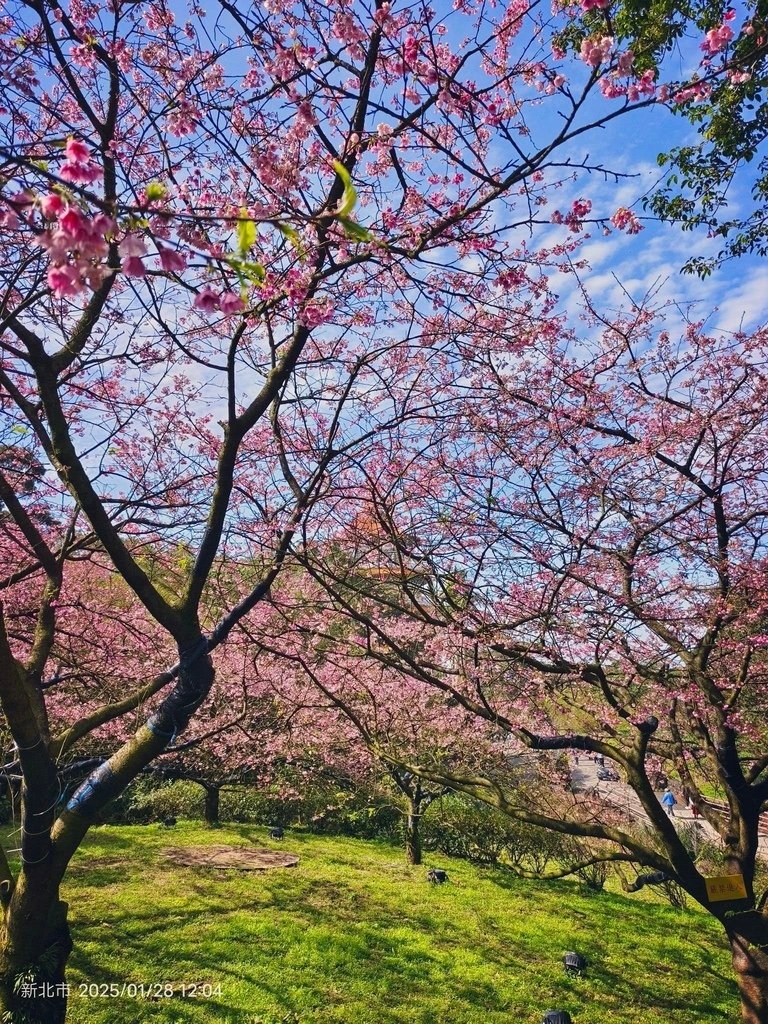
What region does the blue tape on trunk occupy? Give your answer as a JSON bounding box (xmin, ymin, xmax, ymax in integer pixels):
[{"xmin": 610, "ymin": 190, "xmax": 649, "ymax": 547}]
[{"xmin": 66, "ymin": 760, "xmax": 115, "ymax": 813}]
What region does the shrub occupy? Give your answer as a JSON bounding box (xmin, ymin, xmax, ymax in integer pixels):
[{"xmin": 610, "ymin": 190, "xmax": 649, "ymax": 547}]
[
  {"xmin": 576, "ymin": 859, "xmax": 609, "ymax": 892},
  {"xmin": 103, "ymin": 778, "xmax": 204, "ymax": 823},
  {"xmin": 422, "ymin": 794, "xmax": 574, "ymax": 873}
]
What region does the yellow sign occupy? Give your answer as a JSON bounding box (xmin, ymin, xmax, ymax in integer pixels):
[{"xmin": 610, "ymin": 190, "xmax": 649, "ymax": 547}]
[{"xmin": 705, "ymin": 874, "xmax": 748, "ymax": 902}]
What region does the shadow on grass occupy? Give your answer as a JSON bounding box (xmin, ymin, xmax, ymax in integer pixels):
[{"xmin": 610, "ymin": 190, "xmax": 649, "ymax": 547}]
[{"xmin": 64, "ymin": 827, "xmax": 738, "ymax": 1024}]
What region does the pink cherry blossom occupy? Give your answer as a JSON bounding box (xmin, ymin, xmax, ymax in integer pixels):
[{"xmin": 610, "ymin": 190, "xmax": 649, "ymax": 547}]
[
  {"xmin": 673, "ymin": 80, "xmax": 712, "ymax": 104},
  {"xmin": 610, "ymin": 206, "xmax": 643, "ymax": 233},
  {"xmin": 119, "ymin": 233, "xmax": 147, "ymax": 259},
  {"xmin": 39, "ymin": 193, "xmax": 66, "ymax": 219},
  {"xmin": 218, "ymin": 290, "xmax": 245, "ymax": 314},
  {"xmin": 121, "ymin": 255, "xmax": 146, "ymax": 277},
  {"xmin": 193, "ymin": 285, "xmax": 220, "ymax": 311},
  {"xmin": 701, "ymin": 23, "xmax": 734, "ymax": 55},
  {"xmin": 157, "ymin": 246, "xmax": 187, "ymax": 273},
  {"xmin": 600, "ymin": 78, "xmax": 626, "ymax": 99},
  {"xmin": 47, "ymin": 264, "xmax": 82, "ymax": 298},
  {"xmin": 37, "ymin": 203, "xmax": 116, "ymax": 297},
  {"xmin": 580, "ymin": 35, "xmax": 613, "ymax": 68},
  {"xmin": 616, "ymin": 50, "xmax": 634, "ymax": 75},
  {"xmin": 59, "ymin": 137, "xmax": 102, "ymax": 184},
  {"xmin": 64, "ymin": 138, "xmax": 91, "ymax": 163},
  {"xmin": 59, "ymin": 207, "xmax": 86, "ymax": 238},
  {"xmin": 0, "ymin": 208, "xmax": 19, "ymax": 228}
]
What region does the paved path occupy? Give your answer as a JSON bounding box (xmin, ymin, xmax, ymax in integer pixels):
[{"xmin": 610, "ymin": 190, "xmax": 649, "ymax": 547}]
[{"xmin": 569, "ymin": 757, "xmax": 768, "ymax": 854}]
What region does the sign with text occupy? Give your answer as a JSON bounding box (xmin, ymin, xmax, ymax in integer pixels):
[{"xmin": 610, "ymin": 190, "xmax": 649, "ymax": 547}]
[{"xmin": 705, "ymin": 874, "xmax": 748, "ymax": 902}]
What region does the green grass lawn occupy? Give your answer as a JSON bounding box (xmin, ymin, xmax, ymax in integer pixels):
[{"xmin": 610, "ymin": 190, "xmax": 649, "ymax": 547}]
[{"xmin": 59, "ymin": 823, "xmax": 737, "ymax": 1024}]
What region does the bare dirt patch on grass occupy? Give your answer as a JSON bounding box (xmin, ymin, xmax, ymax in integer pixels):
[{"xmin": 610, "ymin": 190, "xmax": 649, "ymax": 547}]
[{"xmin": 162, "ymin": 845, "xmax": 299, "ymax": 870}]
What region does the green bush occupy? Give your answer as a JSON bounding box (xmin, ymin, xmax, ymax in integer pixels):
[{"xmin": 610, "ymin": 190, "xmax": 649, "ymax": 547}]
[
  {"xmin": 422, "ymin": 794, "xmax": 574, "ymax": 873},
  {"xmin": 219, "ymin": 782, "xmax": 401, "ymax": 837},
  {"xmin": 103, "ymin": 778, "xmax": 204, "ymax": 823},
  {"xmin": 576, "ymin": 858, "xmax": 609, "ymax": 891},
  {"xmin": 0, "ymin": 795, "xmax": 13, "ymax": 825},
  {"xmin": 422, "ymin": 796, "xmax": 512, "ymax": 864},
  {"xmin": 219, "ymin": 786, "xmax": 281, "ymax": 824}
]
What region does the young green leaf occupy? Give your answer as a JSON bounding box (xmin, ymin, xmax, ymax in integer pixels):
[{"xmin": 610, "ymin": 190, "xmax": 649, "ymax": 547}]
[
  {"xmin": 237, "ymin": 207, "xmax": 257, "ymax": 256},
  {"xmin": 278, "ymin": 222, "xmax": 301, "ymax": 247},
  {"xmin": 239, "ymin": 259, "xmax": 266, "ymax": 285},
  {"xmin": 145, "ymin": 181, "xmax": 168, "ymax": 202},
  {"xmin": 338, "ymin": 216, "xmax": 372, "ymax": 242},
  {"xmin": 332, "ymin": 159, "xmax": 358, "ymax": 217}
]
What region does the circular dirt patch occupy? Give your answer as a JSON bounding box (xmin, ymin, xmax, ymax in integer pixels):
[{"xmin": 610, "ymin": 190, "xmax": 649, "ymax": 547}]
[{"xmin": 163, "ymin": 846, "xmax": 299, "ymax": 870}]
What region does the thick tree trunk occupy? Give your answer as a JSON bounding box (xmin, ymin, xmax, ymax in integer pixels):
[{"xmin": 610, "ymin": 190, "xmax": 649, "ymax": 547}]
[
  {"xmin": 203, "ymin": 784, "xmax": 220, "ymax": 826},
  {"xmin": 405, "ymin": 800, "xmax": 422, "ymax": 865},
  {"xmin": 0, "ymin": 881, "xmax": 72, "ymax": 1024},
  {"xmin": 729, "ymin": 927, "xmax": 768, "ymax": 1024}
]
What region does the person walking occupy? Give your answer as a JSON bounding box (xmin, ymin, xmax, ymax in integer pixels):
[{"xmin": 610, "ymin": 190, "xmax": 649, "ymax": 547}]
[{"xmin": 661, "ymin": 789, "xmax": 677, "ymax": 817}]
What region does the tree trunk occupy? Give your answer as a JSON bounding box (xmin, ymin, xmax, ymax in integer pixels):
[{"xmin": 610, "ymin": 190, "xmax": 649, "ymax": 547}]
[
  {"xmin": 405, "ymin": 799, "xmax": 422, "ymax": 865},
  {"xmin": 728, "ymin": 922, "xmax": 768, "ymax": 1024},
  {"xmin": 0, "ymin": 881, "xmax": 72, "ymax": 1024},
  {"xmin": 203, "ymin": 784, "xmax": 220, "ymax": 826}
]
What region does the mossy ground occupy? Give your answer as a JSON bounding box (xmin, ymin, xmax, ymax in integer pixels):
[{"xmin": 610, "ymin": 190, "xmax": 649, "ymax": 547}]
[{"xmin": 58, "ymin": 823, "xmax": 736, "ymax": 1023}]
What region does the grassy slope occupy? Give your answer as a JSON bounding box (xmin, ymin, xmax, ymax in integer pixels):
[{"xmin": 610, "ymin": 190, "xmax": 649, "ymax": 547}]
[{"xmin": 61, "ymin": 824, "xmax": 736, "ymax": 1024}]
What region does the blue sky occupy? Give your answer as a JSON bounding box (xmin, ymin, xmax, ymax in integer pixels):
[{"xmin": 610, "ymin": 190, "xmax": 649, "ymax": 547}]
[{"xmin": 521, "ymin": 16, "xmax": 768, "ymax": 336}]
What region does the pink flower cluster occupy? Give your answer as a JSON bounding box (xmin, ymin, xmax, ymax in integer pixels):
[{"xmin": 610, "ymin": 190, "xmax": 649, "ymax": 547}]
[
  {"xmin": 193, "ymin": 286, "xmax": 245, "ymax": 314},
  {"xmin": 600, "ymin": 67, "xmax": 656, "ymax": 101},
  {"xmin": 119, "ymin": 233, "xmax": 147, "ymax": 277},
  {"xmin": 551, "ymin": 198, "xmax": 592, "ymax": 232},
  {"xmin": 701, "ymin": 21, "xmax": 734, "ymax": 55},
  {"xmin": 580, "ymin": 0, "xmax": 610, "ymax": 10},
  {"xmin": 59, "ymin": 137, "xmax": 101, "ymax": 185},
  {"xmin": 157, "ymin": 245, "xmax": 186, "ymax": 273},
  {"xmin": 116, "ymin": 233, "xmax": 185, "ymax": 277},
  {"xmin": 37, "ymin": 195, "xmax": 116, "ymax": 297},
  {"xmin": 0, "ymin": 191, "xmax": 32, "ymax": 228},
  {"xmin": 37, "ymin": 190, "xmax": 187, "ymax": 297},
  {"xmin": 496, "ymin": 267, "xmax": 526, "ymax": 291},
  {"xmin": 580, "ymin": 35, "xmax": 613, "ymax": 68},
  {"xmin": 301, "ymin": 300, "xmax": 333, "ymax": 328},
  {"xmin": 610, "ymin": 207, "xmax": 643, "ymax": 233},
  {"xmin": 673, "ymin": 80, "xmax": 712, "ymax": 104},
  {"xmin": 332, "ymin": 11, "xmax": 367, "ymax": 48}
]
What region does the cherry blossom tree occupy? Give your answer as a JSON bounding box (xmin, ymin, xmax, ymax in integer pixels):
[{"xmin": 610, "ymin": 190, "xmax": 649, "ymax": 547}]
[
  {"xmin": 0, "ymin": 0, "xmax": 762, "ymax": 1016},
  {"xmin": 296, "ymin": 301, "xmax": 768, "ymax": 1022},
  {"xmin": 248, "ymin": 595, "xmax": 505, "ymax": 864}
]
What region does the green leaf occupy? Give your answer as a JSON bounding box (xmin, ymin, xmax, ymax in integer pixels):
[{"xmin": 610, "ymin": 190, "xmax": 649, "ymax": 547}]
[
  {"xmin": 332, "ymin": 159, "xmax": 357, "ymax": 217},
  {"xmin": 277, "ymin": 222, "xmax": 301, "ymax": 248},
  {"xmin": 240, "ymin": 259, "xmax": 266, "ymax": 284},
  {"xmin": 236, "ymin": 207, "xmax": 257, "ymax": 257},
  {"xmin": 10, "ymin": 424, "xmax": 27, "ymax": 435},
  {"xmin": 338, "ymin": 216, "xmax": 372, "ymax": 242},
  {"xmin": 145, "ymin": 181, "xmax": 168, "ymax": 202}
]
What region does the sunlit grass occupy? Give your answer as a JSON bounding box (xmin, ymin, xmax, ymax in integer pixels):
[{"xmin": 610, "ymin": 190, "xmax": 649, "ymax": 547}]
[{"xmin": 62, "ymin": 823, "xmax": 737, "ymax": 1023}]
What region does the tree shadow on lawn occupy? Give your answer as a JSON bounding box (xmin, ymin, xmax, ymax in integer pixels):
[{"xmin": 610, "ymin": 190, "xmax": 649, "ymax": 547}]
[
  {"xmin": 66, "ymin": 861, "xmax": 736, "ymax": 1024},
  {"xmin": 71, "ymin": 902, "xmax": 515, "ymax": 1022},
  {"xmin": 481, "ymin": 871, "xmax": 737, "ymax": 1018}
]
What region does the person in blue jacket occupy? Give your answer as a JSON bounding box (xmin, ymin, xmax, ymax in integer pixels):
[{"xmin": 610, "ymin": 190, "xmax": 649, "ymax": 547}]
[{"xmin": 661, "ymin": 789, "xmax": 677, "ymax": 816}]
